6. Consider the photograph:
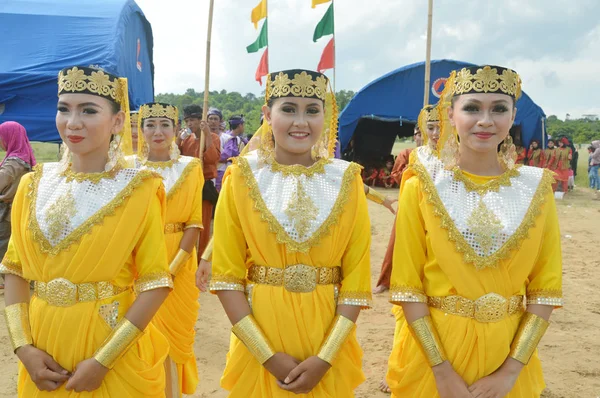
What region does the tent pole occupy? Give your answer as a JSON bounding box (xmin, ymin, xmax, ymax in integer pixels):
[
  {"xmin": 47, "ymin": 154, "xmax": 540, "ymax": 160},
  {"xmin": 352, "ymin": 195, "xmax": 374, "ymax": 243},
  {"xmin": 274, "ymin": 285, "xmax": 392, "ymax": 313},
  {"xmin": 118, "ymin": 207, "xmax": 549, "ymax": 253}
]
[
  {"xmin": 200, "ymin": 0, "xmax": 215, "ymax": 164},
  {"xmin": 541, "ymin": 117, "xmax": 546, "ymax": 148},
  {"xmin": 423, "ymin": 0, "xmax": 433, "ymax": 107}
]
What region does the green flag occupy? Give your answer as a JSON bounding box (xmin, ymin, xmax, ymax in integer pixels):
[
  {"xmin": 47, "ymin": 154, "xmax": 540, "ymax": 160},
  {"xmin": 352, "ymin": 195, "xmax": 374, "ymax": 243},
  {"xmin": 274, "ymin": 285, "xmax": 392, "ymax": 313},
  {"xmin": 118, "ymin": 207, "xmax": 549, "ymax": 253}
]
[
  {"xmin": 247, "ymin": 20, "xmax": 268, "ymax": 53},
  {"xmin": 313, "ymin": 3, "xmax": 334, "ymax": 42}
]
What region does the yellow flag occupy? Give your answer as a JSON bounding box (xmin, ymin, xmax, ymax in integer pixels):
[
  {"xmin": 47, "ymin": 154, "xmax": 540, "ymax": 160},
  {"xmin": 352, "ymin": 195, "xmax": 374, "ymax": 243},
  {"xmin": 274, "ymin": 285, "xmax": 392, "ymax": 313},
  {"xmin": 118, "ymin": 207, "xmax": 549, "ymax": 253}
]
[
  {"xmin": 312, "ymin": 0, "xmax": 331, "ymax": 8},
  {"xmin": 251, "ymin": 0, "xmax": 267, "ymax": 28}
]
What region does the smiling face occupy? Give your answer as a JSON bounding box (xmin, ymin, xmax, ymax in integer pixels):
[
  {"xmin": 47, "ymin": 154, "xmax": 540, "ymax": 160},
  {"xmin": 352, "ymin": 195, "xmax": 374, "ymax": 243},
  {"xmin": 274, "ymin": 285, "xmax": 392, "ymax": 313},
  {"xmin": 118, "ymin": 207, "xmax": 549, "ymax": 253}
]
[
  {"xmin": 263, "ymin": 97, "xmax": 325, "ymax": 159},
  {"xmin": 142, "ymin": 117, "xmax": 175, "ymax": 153},
  {"xmin": 425, "ymin": 121, "xmax": 440, "ymax": 146},
  {"xmin": 56, "ymin": 93, "xmax": 123, "ymax": 157},
  {"xmin": 448, "ymin": 93, "xmax": 516, "ymax": 156}
]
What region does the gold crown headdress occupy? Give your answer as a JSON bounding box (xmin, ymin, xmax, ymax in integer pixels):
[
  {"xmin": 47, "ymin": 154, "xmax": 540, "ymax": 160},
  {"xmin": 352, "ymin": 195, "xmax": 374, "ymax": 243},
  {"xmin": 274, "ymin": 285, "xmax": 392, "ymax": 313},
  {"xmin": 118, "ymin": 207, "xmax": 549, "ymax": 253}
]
[
  {"xmin": 57, "ymin": 66, "xmax": 132, "ymax": 170},
  {"xmin": 417, "ymin": 104, "xmax": 441, "ymax": 148}
]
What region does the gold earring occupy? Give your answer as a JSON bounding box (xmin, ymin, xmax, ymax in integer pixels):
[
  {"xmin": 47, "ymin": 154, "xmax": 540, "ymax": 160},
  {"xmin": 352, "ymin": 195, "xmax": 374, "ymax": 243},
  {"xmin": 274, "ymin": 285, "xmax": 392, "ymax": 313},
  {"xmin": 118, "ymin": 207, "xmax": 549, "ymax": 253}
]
[
  {"xmin": 440, "ymin": 127, "xmax": 459, "ymax": 170},
  {"xmin": 500, "ymin": 135, "xmax": 517, "ymax": 170}
]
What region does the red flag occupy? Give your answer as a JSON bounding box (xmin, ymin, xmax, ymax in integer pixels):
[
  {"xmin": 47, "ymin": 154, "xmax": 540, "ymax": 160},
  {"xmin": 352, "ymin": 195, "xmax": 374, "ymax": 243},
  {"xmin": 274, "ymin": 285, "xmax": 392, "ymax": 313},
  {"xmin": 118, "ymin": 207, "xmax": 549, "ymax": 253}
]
[
  {"xmin": 255, "ymin": 48, "xmax": 269, "ymax": 85},
  {"xmin": 317, "ymin": 38, "xmax": 335, "ymax": 73}
]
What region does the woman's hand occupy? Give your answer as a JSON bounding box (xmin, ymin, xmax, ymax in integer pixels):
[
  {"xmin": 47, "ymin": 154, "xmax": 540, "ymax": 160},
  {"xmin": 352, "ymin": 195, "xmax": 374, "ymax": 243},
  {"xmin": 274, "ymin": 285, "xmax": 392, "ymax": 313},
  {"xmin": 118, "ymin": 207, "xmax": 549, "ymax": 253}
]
[
  {"xmin": 468, "ymin": 358, "xmax": 522, "ymax": 398},
  {"xmin": 432, "ymin": 361, "xmax": 473, "ymax": 398},
  {"xmin": 382, "ymin": 196, "xmax": 398, "ymax": 214},
  {"xmin": 277, "ymin": 356, "xmax": 331, "ymax": 395},
  {"xmin": 16, "ymin": 345, "xmax": 70, "ymax": 392},
  {"xmin": 263, "ymin": 352, "xmax": 300, "ymax": 382},
  {"xmin": 196, "ymin": 259, "xmax": 212, "ymax": 292},
  {"xmin": 65, "ymin": 358, "xmax": 109, "ymax": 393}
]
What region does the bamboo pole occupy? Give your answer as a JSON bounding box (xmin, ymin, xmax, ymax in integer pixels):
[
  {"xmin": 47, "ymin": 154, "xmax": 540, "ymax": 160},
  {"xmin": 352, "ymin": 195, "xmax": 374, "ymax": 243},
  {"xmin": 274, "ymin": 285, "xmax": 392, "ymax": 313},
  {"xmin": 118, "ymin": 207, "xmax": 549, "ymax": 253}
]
[
  {"xmin": 423, "ymin": 0, "xmax": 433, "ymax": 107},
  {"xmin": 332, "ymin": 0, "xmax": 336, "ymax": 93},
  {"xmin": 199, "ymin": 0, "xmax": 215, "ymax": 164}
]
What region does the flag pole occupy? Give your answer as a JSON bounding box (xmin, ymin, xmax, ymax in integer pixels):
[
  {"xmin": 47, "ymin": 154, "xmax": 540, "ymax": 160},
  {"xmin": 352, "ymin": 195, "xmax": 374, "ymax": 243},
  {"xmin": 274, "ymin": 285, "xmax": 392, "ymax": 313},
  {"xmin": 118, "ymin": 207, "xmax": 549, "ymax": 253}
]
[
  {"xmin": 266, "ymin": 0, "xmax": 269, "ymax": 69},
  {"xmin": 423, "ymin": 0, "xmax": 433, "ymax": 107},
  {"xmin": 332, "ymin": 0, "xmax": 336, "ymax": 93},
  {"xmin": 200, "ymin": 0, "xmax": 215, "ymax": 163}
]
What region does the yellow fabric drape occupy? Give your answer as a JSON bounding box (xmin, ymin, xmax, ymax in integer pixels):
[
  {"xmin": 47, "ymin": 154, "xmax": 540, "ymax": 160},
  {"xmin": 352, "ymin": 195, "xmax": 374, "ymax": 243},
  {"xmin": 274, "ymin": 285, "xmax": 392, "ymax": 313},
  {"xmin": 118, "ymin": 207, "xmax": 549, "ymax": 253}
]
[
  {"xmin": 251, "ymin": 0, "xmax": 267, "ymax": 28},
  {"xmin": 211, "ymin": 164, "xmax": 371, "ymax": 397},
  {"xmin": 386, "ymin": 170, "xmax": 562, "ymax": 397},
  {"xmin": 3, "ymin": 169, "xmax": 171, "ymax": 397}
]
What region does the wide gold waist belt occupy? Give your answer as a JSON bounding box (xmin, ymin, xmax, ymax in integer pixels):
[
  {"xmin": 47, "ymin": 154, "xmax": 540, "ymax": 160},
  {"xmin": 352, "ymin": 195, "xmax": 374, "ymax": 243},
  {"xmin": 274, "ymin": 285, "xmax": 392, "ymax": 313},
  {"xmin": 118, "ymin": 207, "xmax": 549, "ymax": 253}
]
[
  {"xmin": 164, "ymin": 223, "xmax": 184, "ymax": 234},
  {"xmin": 34, "ymin": 278, "xmax": 129, "ymax": 307},
  {"xmin": 428, "ymin": 293, "xmax": 524, "ymax": 323},
  {"xmin": 247, "ymin": 264, "xmax": 341, "ymax": 293}
]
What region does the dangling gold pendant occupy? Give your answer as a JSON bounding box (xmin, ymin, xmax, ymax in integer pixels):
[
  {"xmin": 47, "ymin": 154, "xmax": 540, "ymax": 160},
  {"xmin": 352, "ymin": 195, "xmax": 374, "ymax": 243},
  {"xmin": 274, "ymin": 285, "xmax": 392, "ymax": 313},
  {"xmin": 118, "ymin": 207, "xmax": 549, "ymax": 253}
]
[
  {"xmin": 45, "ymin": 188, "xmax": 77, "ymax": 242},
  {"xmin": 466, "ymin": 200, "xmax": 504, "ymax": 258},
  {"xmin": 285, "ymin": 179, "xmax": 318, "ymax": 240}
]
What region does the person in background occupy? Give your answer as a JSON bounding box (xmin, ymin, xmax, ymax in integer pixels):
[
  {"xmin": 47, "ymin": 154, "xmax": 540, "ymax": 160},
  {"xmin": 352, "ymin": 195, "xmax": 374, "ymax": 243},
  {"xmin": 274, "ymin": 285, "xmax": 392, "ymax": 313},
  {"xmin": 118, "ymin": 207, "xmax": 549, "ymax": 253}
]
[
  {"xmin": 589, "ymin": 141, "xmax": 600, "ymax": 191},
  {"xmin": 555, "ymin": 137, "xmax": 572, "ymax": 193},
  {"xmin": 378, "ymin": 159, "xmax": 397, "ymax": 188},
  {"xmin": 0, "ymin": 122, "xmax": 36, "ymax": 289},
  {"xmin": 545, "ymin": 139, "xmax": 558, "ymax": 192},
  {"xmin": 527, "ymin": 139, "xmax": 545, "ymax": 167},
  {"xmin": 178, "ymin": 105, "xmax": 221, "ymax": 257},
  {"xmin": 207, "ymin": 108, "xmax": 223, "ymax": 137},
  {"xmin": 216, "ymin": 115, "xmax": 247, "ymax": 191},
  {"xmin": 364, "ymin": 166, "xmax": 379, "ymax": 186},
  {"xmin": 130, "ymin": 110, "xmax": 139, "ymax": 153},
  {"xmin": 512, "ymin": 126, "xmax": 527, "ymax": 165}
]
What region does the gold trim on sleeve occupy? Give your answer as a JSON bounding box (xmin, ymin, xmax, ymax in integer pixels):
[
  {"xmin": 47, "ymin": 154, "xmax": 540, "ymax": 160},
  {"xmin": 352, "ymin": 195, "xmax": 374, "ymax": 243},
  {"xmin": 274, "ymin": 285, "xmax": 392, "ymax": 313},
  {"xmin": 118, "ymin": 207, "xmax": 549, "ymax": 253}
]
[
  {"xmin": 237, "ymin": 157, "xmax": 362, "ymax": 253},
  {"xmin": 390, "ymin": 285, "xmax": 428, "ymax": 304},
  {"xmin": 231, "ymin": 315, "xmax": 275, "ymax": 364},
  {"xmin": 509, "ymin": 312, "xmax": 550, "ymax": 365},
  {"xmin": 409, "ymin": 315, "xmax": 447, "ymax": 367},
  {"xmin": 338, "ymin": 291, "xmax": 372, "ymax": 309},
  {"xmin": 526, "ymin": 289, "xmax": 563, "ymax": 307},
  {"xmin": 317, "ymin": 314, "xmax": 355, "ymax": 364},
  {"xmin": 366, "ymin": 186, "xmax": 385, "ymax": 204},
  {"xmin": 4, "ymin": 303, "xmax": 33, "ymax": 352},
  {"xmin": 134, "ymin": 272, "xmax": 173, "ymax": 294},
  {"xmin": 0, "ymin": 258, "xmax": 23, "ymax": 277},
  {"xmin": 209, "ymin": 274, "xmax": 245, "ymax": 292},
  {"xmin": 184, "ymin": 223, "xmax": 203, "ymax": 230},
  {"xmin": 93, "ymin": 318, "xmax": 143, "ymax": 369}
]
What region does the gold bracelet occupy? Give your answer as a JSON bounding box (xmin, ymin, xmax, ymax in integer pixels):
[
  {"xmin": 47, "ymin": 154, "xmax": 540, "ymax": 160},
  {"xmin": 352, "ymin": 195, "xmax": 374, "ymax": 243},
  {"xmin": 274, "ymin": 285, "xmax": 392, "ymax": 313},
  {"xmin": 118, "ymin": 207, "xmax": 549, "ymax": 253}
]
[
  {"xmin": 409, "ymin": 315, "xmax": 447, "ymax": 367},
  {"xmin": 366, "ymin": 187, "xmax": 385, "ymax": 205},
  {"xmin": 93, "ymin": 318, "xmax": 143, "ymax": 369},
  {"xmin": 317, "ymin": 315, "xmax": 355, "ymax": 365},
  {"xmin": 509, "ymin": 312, "xmax": 549, "ymax": 365},
  {"xmin": 200, "ymin": 238, "xmax": 213, "ymax": 262},
  {"xmin": 169, "ymin": 248, "xmax": 191, "ymax": 275},
  {"xmin": 231, "ymin": 315, "xmax": 275, "ymax": 364},
  {"xmin": 4, "ymin": 303, "xmax": 33, "ymax": 352}
]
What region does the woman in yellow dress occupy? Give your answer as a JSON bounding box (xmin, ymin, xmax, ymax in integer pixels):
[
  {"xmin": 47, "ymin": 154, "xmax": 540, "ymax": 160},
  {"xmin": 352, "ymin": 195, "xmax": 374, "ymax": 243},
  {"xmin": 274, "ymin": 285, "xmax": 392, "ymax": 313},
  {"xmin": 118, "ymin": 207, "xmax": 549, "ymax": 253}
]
[
  {"xmin": 134, "ymin": 102, "xmax": 203, "ymax": 397},
  {"xmin": 1, "ymin": 66, "xmax": 173, "ymax": 396},
  {"xmin": 209, "ymin": 69, "xmax": 372, "ymax": 397},
  {"xmin": 387, "ymin": 65, "xmax": 562, "ymax": 398}
]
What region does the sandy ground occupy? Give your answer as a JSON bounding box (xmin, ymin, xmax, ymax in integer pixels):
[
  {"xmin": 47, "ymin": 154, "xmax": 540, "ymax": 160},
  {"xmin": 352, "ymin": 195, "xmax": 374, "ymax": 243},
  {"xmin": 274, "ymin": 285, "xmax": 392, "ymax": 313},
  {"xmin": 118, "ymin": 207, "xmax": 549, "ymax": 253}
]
[{"xmin": 0, "ymin": 188, "xmax": 599, "ymax": 398}]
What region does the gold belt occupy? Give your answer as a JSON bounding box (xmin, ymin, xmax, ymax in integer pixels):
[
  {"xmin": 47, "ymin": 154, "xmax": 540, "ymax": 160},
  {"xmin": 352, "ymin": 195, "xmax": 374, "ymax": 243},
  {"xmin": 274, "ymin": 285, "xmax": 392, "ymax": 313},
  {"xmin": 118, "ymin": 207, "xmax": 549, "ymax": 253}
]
[
  {"xmin": 428, "ymin": 293, "xmax": 524, "ymax": 323},
  {"xmin": 34, "ymin": 278, "xmax": 129, "ymax": 307},
  {"xmin": 247, "ymin": 264, "xmax": 341, "ymax": 293},
  {"xmin": 164, "ymin": 223, "xmax": 184, "ymax": 234}
]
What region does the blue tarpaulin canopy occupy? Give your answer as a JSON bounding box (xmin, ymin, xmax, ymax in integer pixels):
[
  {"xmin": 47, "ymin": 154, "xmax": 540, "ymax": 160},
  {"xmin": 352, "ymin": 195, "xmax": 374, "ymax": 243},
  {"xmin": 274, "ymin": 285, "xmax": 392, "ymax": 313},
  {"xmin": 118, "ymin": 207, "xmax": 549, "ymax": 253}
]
[
  {"xmin": 338, "ymin": 59, "xmax": 547, "ymax": 157},
  {"xmin": 0, "ymin": 0, "xmax": 154, "ymax": 142}
]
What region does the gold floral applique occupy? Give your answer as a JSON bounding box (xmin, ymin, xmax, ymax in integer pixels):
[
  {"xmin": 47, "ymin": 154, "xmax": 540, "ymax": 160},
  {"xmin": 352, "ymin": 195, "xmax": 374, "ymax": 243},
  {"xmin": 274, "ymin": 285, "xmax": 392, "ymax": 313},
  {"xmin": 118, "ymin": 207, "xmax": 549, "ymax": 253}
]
[
  {"xmin": 285, "ymin": 180, "xmax": 318, "ymax": 240},
  {"xmin": 467, "ymin": 200, "xmax": 504, "ymax": 256},
  {"xmin": 44, "ymin": 188, "xmax": 77, "ymax": 242}
]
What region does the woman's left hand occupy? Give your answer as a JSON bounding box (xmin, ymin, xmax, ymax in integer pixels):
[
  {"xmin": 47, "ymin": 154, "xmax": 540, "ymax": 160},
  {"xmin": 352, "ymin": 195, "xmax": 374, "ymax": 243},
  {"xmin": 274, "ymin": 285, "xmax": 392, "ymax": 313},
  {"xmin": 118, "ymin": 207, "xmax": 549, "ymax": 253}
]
[
  {"xmin": 65, "ymin": 358, "xmax": 109, "ymax": 393},
  {"xmin": 468, "ymin": 364, "xmax": 520, "ymax": 398},
  {"xmin": 276, "ymin": 356, "xmax": 331, "ymax": 394},
  {"xmin": 382, "ymin": 196, "xmax": 398, "ymax": 214}
]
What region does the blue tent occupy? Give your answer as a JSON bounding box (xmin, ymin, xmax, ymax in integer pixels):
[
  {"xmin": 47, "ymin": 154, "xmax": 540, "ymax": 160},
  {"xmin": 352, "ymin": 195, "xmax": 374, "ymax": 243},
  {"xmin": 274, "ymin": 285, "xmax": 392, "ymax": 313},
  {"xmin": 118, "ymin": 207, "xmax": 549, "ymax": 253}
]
[
  {"xmin": 338, "ymin": 59, "xmax": 547, "ymax": 157},
  {"xmin": 0, "ymin": 0, "xmax": 154, "ymax": 142}
]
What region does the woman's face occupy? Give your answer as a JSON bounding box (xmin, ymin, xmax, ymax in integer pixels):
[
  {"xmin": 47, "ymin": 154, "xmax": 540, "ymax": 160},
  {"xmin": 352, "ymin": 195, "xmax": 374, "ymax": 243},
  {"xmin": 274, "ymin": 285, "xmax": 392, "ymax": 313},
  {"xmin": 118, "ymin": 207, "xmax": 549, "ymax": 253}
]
[
  {"xmin": 143, "ymin": 117, "xmax": 175, "ymax": 153},
  {"xmin": 558, "ymin": 141, "xmax": 565, "ymax": 148},
  {"xmin": 448, "ymin": 93, "xmax": 516, "ymax": 156},
  {"xmin": 532, "ymin": 141, "xmax": 539, "ymax": 149},
  {"xmin": 263, "ymin": 97, "xmax": 325, "ymax": 158},
  {"xmin": 56, "ymin": 94, "xmax": 123, "ymax": 157},
  {"xmin": 425, "ymin": 121, "xmax": 440, "ymax": 146}
]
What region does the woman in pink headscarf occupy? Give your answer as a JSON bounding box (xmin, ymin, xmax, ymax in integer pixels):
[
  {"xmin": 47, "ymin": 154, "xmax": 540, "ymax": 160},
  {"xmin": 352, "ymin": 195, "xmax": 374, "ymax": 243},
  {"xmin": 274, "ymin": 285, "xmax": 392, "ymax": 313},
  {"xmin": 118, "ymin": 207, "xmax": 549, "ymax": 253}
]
[{"xmin": 0, "ymin": 122, "xmax": 36, "ymax": 287}]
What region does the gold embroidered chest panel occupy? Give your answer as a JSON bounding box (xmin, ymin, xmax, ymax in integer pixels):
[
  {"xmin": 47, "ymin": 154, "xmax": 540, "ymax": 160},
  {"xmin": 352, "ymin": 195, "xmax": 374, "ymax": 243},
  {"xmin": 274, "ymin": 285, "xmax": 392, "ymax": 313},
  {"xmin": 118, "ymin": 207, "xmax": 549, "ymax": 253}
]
[{"xmin": 135, "ymin": 155, "xmax": 198, "ymax": 199}]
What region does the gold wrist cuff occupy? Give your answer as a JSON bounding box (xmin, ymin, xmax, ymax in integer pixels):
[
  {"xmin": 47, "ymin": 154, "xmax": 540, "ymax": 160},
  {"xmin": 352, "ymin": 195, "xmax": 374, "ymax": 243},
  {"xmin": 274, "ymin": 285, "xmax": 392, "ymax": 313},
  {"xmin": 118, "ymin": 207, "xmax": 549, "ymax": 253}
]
[
  {"xmin": 509, "ymin": 312, "xmax": 549, "ymax": 365},
  {"xmin": 169, "ymin": 249, "xmax": 191, "ymax": 275},
  {"xmin": 200, "ymin": 238, "xmax": 213, "ymax": 262},
  {"xmin": 4, "ymin": 303, "xmax": 33, "ymax": 352},
  {"xmin": 317, "ymin": 315, "xmax": 355, "ymax": 365},
  {"xmin": 93, "ymin": 318, "xmax": 143, "ymax": 369},
  {"xmin": 366, "ymin": 187, "xmax": 385, "ymax": 205},
  {"xmin": 409, "ymin": 315, "xmax": 447, "ymax": 367},
  {"xmin": 231, "ymin": 315, "xmax": 275, "ymax": 364}
]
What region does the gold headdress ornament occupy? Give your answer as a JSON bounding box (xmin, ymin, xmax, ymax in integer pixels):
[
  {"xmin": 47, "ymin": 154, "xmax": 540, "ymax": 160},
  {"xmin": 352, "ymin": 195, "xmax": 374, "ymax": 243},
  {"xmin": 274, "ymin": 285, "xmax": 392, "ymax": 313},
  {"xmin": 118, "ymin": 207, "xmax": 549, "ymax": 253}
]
[
  {"xmin": 417, "ymin": 104, "xmax": 440, "ymax": 148},
  {"xmin": 57, "ymin": 66, "xmax": 132, "ymax": 170},
  {"xmin": 136, "ymin": 102, "xmax": 180, "ymax": 162},
  {"xmin": 241, "ymin": 69, "xmax": 338, "ymax": 161},
  {"xmin": 436, "ymin": 65, "xmax": 522, "ymax": 169}
]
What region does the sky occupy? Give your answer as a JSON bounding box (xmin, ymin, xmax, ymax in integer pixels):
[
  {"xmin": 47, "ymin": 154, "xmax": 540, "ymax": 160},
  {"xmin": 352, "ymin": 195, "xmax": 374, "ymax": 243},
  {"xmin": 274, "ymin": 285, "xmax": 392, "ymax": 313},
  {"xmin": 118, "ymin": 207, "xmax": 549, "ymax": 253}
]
[{"xmin": 136, "ymin": 0, "xmax": 600, "ymax": 120}]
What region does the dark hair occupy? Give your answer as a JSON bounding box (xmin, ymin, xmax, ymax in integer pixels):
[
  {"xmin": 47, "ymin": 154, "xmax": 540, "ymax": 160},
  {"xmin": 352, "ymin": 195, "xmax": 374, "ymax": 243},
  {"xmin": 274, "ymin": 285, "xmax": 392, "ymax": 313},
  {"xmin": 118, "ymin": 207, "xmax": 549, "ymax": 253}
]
[
  {"xmin": 588, "ymin": 146, "xmax": 594, "ymax": 152},
  {"xmin": 183, "ymin": 104, "xmax": 203, "ymax": 118}
]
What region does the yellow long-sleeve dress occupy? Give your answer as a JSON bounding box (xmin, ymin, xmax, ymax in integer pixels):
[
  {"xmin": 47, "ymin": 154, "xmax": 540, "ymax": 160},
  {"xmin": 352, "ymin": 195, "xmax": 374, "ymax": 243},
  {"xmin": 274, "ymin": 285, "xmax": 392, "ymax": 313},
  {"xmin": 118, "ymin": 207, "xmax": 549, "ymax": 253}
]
[
  {"xmin": 386, "ymin": 150, "xmax": 563, "ymax": 397},
  {"xmin": 0, "ymin": 162, "xmax": 173, "ymax": 397},
  {"xmin": 135, "ymin": 156, "xmax": 204, "ymax": 395},
  {"xmin": 210, "ymin": 151, "xmax": 373, "ymax": 397}
]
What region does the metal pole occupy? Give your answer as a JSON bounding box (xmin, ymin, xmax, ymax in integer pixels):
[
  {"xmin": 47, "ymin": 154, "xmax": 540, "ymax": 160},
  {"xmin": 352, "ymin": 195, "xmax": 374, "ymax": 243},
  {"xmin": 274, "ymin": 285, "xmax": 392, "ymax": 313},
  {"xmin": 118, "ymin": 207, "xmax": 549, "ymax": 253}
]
[{"xmin": 423, "ymin": 0, "xmax": 433, "ymax": 106}]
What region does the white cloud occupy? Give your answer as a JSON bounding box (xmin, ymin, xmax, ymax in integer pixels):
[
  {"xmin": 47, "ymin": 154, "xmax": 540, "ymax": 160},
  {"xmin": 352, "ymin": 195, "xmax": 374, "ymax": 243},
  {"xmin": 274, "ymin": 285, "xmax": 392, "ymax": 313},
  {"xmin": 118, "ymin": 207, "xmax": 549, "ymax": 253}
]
[{"xmin": 136, "ymin": 0, "xmax": 600, "ymax": 119}]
